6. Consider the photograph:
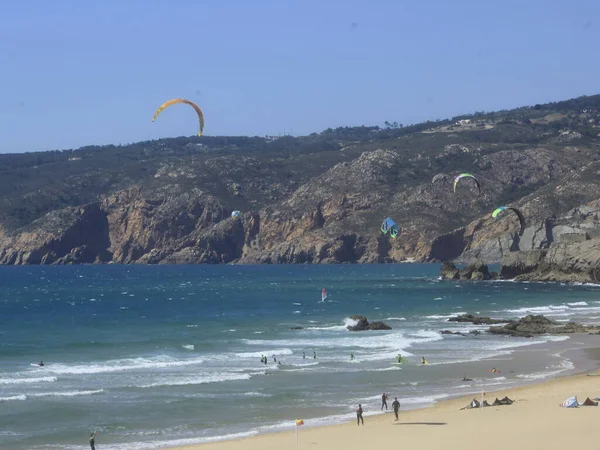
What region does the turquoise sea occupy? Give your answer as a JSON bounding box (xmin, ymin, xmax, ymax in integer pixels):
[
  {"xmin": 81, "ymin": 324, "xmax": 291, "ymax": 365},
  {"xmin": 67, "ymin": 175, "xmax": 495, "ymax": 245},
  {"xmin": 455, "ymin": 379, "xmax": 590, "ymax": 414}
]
[{"xmin": 2, "ymin": 264, "xmax": 600, "ymax": 449}]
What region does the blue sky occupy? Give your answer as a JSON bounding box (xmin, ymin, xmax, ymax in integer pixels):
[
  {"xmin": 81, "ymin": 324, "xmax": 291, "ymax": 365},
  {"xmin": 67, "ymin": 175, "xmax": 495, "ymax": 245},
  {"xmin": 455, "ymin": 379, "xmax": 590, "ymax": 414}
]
[{"xmin": 1, "ymin": 0, "xmax": 598, "ymax": 153}]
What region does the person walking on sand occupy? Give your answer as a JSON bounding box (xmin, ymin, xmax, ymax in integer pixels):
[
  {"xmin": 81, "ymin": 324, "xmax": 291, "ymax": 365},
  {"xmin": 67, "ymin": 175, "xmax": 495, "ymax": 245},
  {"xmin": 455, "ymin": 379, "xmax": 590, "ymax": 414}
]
[
  {"xmin": 89, "ymin": 431, "xmax": 97, "ymax": 450},
  {"xmin": 356, "ymin": 404, "xmax": 364, "ymax": 425},
  {"xmin": 392, "ymin": 397, "xmax": 400, "ymax": 421},
  {"xmin": 381, "ymin": 392, "xmax": 388, "ymax": 410}
]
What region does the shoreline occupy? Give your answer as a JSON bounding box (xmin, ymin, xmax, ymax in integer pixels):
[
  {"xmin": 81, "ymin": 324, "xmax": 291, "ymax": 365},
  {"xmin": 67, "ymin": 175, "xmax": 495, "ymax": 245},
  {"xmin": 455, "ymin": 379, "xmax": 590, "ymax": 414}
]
[
  {"xmin": 174, "ymin": 339, "xmax": 600, "ymax": 450},
  {"xmin": 176, "ymin": 370, "xmax": 600, "ymax": 450}
]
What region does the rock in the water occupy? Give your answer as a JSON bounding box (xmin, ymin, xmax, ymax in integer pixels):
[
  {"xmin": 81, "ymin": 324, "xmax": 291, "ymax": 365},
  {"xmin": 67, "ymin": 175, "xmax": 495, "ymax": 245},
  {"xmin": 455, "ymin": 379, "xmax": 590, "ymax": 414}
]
[
  {"xmin": 347, "ymin": 315, "xmax": 391, "ymax": 331},
  {"xmin": 440, "ymin": 261, "xmax": 460, "ymax": 280},
  {"xmin": 487, "ymin": 314, "xmax": 595, "ymax": 337},
  {"xmin": 440, "ymin": 260, "xmax": 492, "ymax": 281},
  {"xmin": 448, "ymin": 314, "xmax": 505, "ymax": 325}
]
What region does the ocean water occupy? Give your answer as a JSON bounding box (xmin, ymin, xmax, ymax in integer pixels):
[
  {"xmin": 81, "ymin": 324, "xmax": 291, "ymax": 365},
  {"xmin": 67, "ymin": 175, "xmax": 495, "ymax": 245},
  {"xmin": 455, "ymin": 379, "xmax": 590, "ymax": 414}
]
[{"xmin": 2, "ymin": 264, "xmax": 600, "ymax": 449}]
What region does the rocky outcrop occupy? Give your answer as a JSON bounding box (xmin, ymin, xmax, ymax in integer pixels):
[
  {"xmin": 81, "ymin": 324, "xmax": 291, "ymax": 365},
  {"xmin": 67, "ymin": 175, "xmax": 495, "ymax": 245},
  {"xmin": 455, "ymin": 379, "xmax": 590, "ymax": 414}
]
[
  {"xmin": 346, "ymin": 315, "xmax": 392, "ymax": 331},
  {"xmin": 440, "ymin": 329, "xmax": 481, "ymax": 336},
  {"xmin": 499, "ymin": 239, "xmax": 600, "ymax": 283},
  {"xmin": 488, "ymin": 315, "xmax": 597, "ymax": 337},
  {"xmin": 439, "ymin": 261, "xmax": 494, "ymax": 280},
  {"xmin": 448, "ymin": 314, "xmax": 506, "ymax": 325}
]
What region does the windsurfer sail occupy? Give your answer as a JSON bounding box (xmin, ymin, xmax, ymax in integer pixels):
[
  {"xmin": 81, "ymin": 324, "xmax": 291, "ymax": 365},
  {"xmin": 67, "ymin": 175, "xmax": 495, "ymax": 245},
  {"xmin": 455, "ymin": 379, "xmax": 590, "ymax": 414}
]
[{"xmin": 321, "ymin": 288, "xmax": 327, "ymax": 302}]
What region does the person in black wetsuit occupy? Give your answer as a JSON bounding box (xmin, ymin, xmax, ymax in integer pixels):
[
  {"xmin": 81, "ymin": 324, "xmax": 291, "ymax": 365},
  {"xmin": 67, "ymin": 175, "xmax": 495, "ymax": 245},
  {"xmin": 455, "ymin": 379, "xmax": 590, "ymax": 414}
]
[
  {"xmin": 356, "ymin": 404, "xmax": 364, "ymax": 425},
  {"xmin": 89, "ymin": 432, "xmax": 97, "ymax": 450},
  {"xmin": 381, "ymin": 392, "xmax": 388, "ymax": 410},
  {"xmin": 392, "ymin": 397, "xmax": 400, "ymax": 420}
]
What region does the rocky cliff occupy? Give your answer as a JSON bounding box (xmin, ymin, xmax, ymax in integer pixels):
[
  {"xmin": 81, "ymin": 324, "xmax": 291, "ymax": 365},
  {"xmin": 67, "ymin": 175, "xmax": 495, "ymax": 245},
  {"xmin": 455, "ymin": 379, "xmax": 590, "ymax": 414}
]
[{"xmin": 1, "ymin": 94, "xmax": 600, "ymax": 264}]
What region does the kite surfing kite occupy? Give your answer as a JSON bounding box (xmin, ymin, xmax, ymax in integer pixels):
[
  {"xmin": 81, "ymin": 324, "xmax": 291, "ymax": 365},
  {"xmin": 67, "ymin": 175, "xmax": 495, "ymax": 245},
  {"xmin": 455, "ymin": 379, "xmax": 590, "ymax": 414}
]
[
  {"xmin": 492, "ymin": 206, "xmax": 526, "ymax": 236},
  {"xmin": 152, "ymin": 98, "xmax": 205, "ymax": 136},
  {"xmin": 453, "ymin": 173, "xmax": 481, "ymax": 195},
  {"xmin": 381, "ymin": 217, "xmax": 399, "ymax": 239},
  {"xmin": 432, "ymin": 173, "xmax": 446, "ymax": 184}
]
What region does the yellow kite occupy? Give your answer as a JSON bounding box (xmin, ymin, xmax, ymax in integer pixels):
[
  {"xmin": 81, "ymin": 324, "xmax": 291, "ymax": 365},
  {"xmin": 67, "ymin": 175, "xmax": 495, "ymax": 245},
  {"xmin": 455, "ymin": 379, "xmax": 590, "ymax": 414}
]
[{"xmin": 152, "ymin": 98, "xmax": 205, "ymax": 136}]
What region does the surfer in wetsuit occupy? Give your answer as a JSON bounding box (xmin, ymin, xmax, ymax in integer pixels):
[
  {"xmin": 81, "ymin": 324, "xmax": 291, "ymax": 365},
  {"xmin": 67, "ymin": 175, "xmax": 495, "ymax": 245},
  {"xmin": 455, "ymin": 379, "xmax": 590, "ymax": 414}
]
[
  {"xmin": 313, "ymin": 351, "xmax": 317, "ymax": 359},
  {"xmin": 272, "ymin": 355, "xmax": 276, "ymax": 363},
  {"xmin": 89, "ymin": 432, "xmax": 97, "ymax": 450},
  {"xmin": 350, "ymin": 353, "xmax": 355, "ymax": 360},
  {"xmin": 356, "ymin": 404, "xmax": 364, "ymax": 425},
  {"xmin": 302, "ymin": 352, "xmax": 306, "ymax": 359},
  {"xmin": 39, "ymin": 361, "xmax": 44, "ymax": 367},
  {"xmin": 392, "ymin": 397, "xmax": 400, "ymax": 420},
  {"xmin": 381, "ymin": 392, "xmax": 388, "ymax": 410},
  {"xmin": 421, "ymin": 357, "xmax": 427, "ymax": 365},
  {"xmin": 396, "ymin": 354, "xmax": 402, "ymax": 363}
]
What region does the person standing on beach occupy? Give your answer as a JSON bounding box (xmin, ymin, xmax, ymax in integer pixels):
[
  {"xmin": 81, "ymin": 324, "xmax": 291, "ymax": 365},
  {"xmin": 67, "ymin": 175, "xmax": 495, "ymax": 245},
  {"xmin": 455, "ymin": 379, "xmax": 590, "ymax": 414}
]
[
  {"xmin": 381, "ymin": 392, "xmax": 388, "ymax": 410},
  {"xmin": 356, "ymin": 404, "xmax": 364, "ymax": 425},
  {"xmin": 89, "ymin": 432, "xmax": 97, "ymax": 450},
  {"xmin": 392, "ymin": 397, "xmax": 400, "ymax": 421}
]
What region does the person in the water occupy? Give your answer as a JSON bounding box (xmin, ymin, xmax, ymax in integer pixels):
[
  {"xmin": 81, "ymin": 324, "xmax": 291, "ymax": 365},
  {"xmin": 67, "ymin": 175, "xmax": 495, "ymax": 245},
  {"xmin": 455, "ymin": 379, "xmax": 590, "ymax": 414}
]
[
  {"xmin": 89, "ymin": 431, "xmax": 97, "ymax": 450},
  {"xmin": 39, "ymin": 361, "xmax": 44, "ymax": 367},
  {"xmin": 350, "ymin": 353, "xmax": 355, "ymax": 360},
  {"xmin": 396, "ymin": 354, "xmax": 402, "ymax": 363},
  {"xmin": 421, "ymin": 357, "xmax": 428, "ymax": 365},
  {"xmin": 313, "ymin": 351, "xmax": 317, "ymax": 359},
  {"xmin": 302, "ymin": 352, "xmax": 306, "ymax": 359}
]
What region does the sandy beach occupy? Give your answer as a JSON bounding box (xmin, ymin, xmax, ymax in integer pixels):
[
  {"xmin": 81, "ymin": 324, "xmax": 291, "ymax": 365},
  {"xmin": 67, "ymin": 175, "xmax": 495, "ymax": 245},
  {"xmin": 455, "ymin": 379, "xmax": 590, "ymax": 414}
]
[{"xmin": 177, "ymin": 364, "xmax": 600, "ymax": 450}]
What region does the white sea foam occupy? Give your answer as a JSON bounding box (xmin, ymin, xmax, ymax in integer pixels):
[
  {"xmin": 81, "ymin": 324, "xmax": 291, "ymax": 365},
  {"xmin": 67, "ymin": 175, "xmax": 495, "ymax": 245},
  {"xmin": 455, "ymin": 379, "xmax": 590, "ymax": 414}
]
[
  {"xmin": 385, "ymin": 317, "xmax": 406, "ymax": 321},
  {"xmin": 28, "ymin": 389, "xmax": 104, "ymax": 398},
  {"xmin": 136, "ymin": 373, "xmax": 252, "ymax": 388},
  {"xmin": 423, "ymin": 313, "xmax": 459, "ymax": 320},
  {"xmin": 0, "ymin": 376, "xmax": 57, "ymax": 385},
  {"xmin": 182, "ymin": 344, "xmax": 195, "ymax": 351},
  {"xmin": 0, "ymin": 395, "xmax": 27, "ymax": 402},
  {"xmin": 46, "ymin": 355, "xmax": 205, "ymax": 375}
]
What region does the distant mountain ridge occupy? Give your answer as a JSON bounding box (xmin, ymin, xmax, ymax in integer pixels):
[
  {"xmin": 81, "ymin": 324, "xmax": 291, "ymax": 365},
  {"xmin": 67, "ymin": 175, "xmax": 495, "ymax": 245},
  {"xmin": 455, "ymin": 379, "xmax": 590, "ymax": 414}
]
[{"xmin": 1, "ymin": 94, "xmax": 599, "ymax": 266}]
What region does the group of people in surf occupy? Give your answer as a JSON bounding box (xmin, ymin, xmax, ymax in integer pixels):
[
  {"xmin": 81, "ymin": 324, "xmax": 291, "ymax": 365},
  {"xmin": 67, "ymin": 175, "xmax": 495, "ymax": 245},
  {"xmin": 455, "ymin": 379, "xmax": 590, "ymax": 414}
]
[{"xmin": 260, "ymin": 354, "xmax": 282, "ymax": 365}]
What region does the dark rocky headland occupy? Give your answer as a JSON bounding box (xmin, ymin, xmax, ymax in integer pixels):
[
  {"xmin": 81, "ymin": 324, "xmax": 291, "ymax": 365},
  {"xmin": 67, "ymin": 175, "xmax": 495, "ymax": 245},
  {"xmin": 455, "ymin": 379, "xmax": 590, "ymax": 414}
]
[{"xmin": 1, "ymin": 94, "xmax": 600, "ymax": 274}]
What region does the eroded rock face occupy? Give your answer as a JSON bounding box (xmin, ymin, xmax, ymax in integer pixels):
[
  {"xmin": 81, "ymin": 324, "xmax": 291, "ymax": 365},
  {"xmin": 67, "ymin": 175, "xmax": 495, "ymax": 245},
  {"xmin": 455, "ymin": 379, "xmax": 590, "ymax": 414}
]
[{"xmin": 2, "ymin": 103, "xmax": 600, "ymax": 267}]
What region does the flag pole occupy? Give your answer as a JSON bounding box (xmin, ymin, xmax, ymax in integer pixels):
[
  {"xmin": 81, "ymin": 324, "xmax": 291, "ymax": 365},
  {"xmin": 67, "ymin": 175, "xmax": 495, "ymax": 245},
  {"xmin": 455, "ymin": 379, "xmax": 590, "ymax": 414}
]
[{"xmin": 481, "ymin": 388, "xmax": 484, "ymax": 411}]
